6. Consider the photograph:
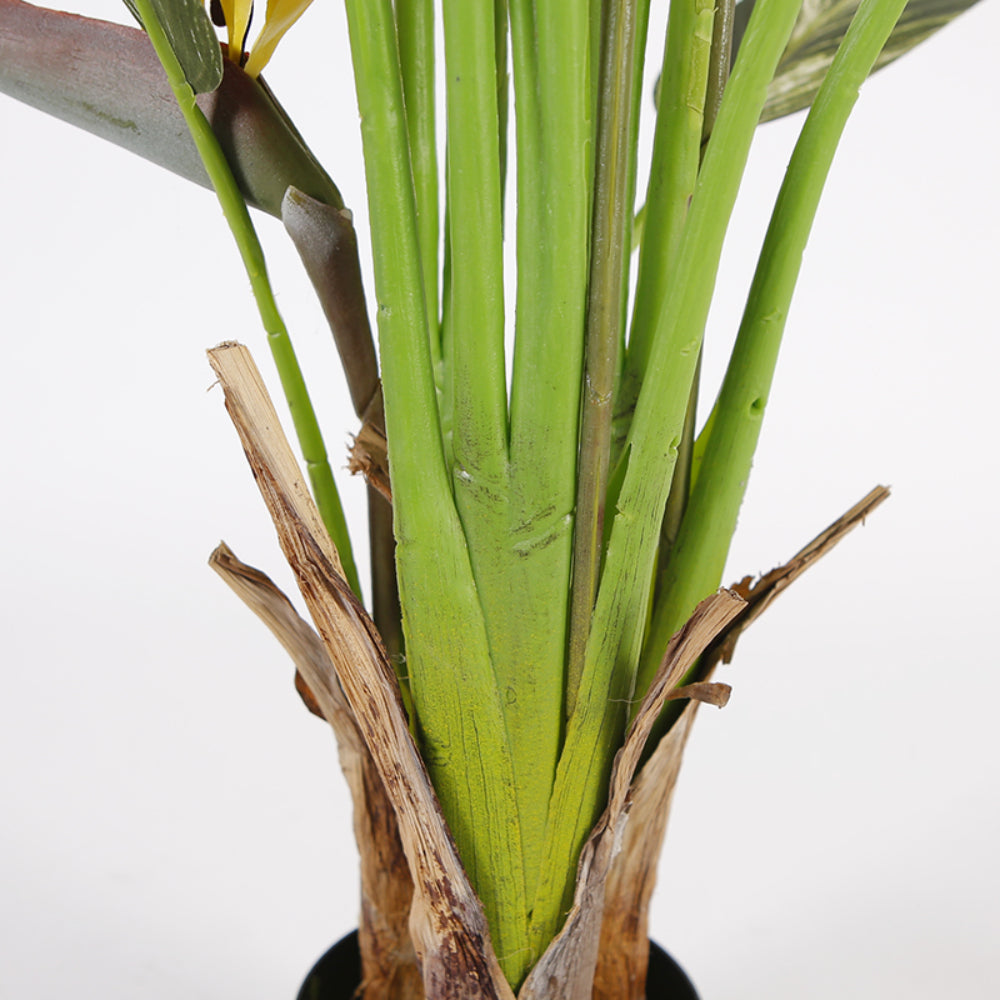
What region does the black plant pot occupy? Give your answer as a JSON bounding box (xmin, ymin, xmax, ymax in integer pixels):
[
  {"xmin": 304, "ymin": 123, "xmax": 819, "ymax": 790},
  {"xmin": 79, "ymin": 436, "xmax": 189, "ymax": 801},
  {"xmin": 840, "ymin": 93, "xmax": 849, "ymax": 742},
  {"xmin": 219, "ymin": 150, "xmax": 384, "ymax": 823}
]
[{"xmin": 297, "ymin": 930, "xmax": 699, "ymax": 999}]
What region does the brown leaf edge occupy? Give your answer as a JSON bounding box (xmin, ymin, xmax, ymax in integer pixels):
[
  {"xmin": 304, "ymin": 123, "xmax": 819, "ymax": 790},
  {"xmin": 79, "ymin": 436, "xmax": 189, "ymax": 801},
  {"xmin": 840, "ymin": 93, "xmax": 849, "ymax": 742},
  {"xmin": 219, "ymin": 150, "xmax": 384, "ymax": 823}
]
[
  {"xmin": 707, "ymin": 484, "xmax": 890, "ymax": 673},
  {"xmin": 208, "ymin": 542, "xmax": 421, "ymax": 999},
  {"xmin": 207, "ymin": 342, "xmax": 512, "ymax": 1000},
  {"xmin": 593, "ymin": 484, "xmax": 891, "ymax": 999}
]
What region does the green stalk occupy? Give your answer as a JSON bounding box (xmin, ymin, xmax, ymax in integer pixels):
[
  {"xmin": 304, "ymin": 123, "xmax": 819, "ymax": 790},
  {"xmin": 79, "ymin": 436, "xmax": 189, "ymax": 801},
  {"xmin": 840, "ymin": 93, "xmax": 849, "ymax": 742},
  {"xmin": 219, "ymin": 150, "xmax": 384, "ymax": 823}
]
[
  {"xmin": 438, "ymin": 196, "xmax": 455, "ymax": 462},
  {"xmin": 658, "ymin": 352, "xmax": 701, "ymax": 565},
  {"xmin": 440, "ymin": 9, "xmax": 559, "ymax": 914},
  {"xmin": 507, "ymin": 0, "xmax": 592, "ymax": 524},
  {"xmin": 342, "ymin": 0, "xmax": 530, "ymax": 984},
  {"xmin": 531, "ymin": 0, "xmax": 804, "ymax": 951},
  {"xmin": 131, "ymin": 0, "xmax": 360, "ymax": 595},
  {"xmin": 618, "ymin": 0, "xmax": 715, "ymax": 431},
  {"xmin": 432, "ymin": 0, "xmax": 592, "ymax": 922},
  {"xmin": 566, "ymin": 0, "xmax": 645, "ymax": 721},
  {"xmin": 442, "ymin": 0, "xmax": 508, "ymax": 486},
  {"xmin": 495, "ymin": 0, "xmax": 510, "ymax": 207},
  {"xmin": 658, "ymin": 0, "xmax": 734, "ymax": 569},
  {"xmin": 636, "ymin": 0, "xmax": 910, "ymax": 703},
  {"xmin": 395, "ymin": 0, "xmax": 439, "ymax": 353},
  {"xmin": 617, "ymin": 0, "xmax": 655, "ymax": 406},
  {"xmin": 588, "ymin": 0, "xmax": 604, "ymax": 124}
]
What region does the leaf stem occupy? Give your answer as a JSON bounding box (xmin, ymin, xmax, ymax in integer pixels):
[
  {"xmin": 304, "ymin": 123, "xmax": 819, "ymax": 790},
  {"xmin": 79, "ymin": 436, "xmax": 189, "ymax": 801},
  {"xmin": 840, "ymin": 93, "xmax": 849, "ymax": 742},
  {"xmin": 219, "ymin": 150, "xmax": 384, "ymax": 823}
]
[
  {"xmin": 621, "ymin": 0, "xmax": 715, "ymax": 418},
  {"xmin": 132, "ymin": 0, "xmax": 360, "ymax": 594},
  {"xmin": 658, "ymin": 0, "xmax": 733, "ymax": 575},
  {"xmin": 637, "ymin": 0, "xmax": 910, "ymax": 704},
  {"xmin": 396, "ymin": 0, "xmax": 439, "ymax": 351},
  {"xmin": 532, "ymin": 0, "xmax": 804, "ymax": 948},
  {"xmin": 342, "ymin": 0, "xmax": 530, "ymax": 981},
  {"xmin": 566, "ymin": 0, "xmax": 645, "ymax": 721},
  {"xmin": 507, "ymin": 0, "xmax": 592, "ymax": 522},
  {"xmin": 442, "ymin": 0, "xmax": 508, "ymax": 486}
]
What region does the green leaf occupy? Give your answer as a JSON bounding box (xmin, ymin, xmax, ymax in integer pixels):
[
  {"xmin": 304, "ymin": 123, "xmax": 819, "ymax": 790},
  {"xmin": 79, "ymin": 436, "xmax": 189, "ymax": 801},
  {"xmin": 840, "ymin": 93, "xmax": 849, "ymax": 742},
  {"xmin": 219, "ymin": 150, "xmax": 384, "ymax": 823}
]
[
  {"xmin": 733, "ymin": 0, "xmax": 983, "ymax": 122},
  {"xmin": 124, "ymin": 0, "xmax": 224, "ymax": 94},
  {"xmin": 0, "ymin": 7, "xmax": 339, "ymax": 216}
]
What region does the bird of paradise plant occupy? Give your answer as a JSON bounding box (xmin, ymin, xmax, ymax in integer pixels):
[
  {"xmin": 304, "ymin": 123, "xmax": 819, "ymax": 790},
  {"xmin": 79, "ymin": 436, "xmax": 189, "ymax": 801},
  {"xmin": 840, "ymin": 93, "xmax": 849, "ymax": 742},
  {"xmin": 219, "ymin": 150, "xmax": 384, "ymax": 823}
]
[{"xmin": 0, "ymin": 0, "xmax": 988, "ymax": 996}]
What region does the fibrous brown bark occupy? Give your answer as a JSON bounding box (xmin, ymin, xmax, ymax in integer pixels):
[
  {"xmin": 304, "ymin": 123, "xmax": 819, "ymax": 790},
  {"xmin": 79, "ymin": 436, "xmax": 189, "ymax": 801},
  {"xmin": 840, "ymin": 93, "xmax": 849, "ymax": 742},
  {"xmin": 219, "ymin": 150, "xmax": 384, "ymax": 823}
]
[
  {"xmin": 208, "ymin": 342, "xmax": 512, "ymax": 1000},
  {"xmin": 208, "ymin": 543, "xmax": 421, "ymax": 999}
]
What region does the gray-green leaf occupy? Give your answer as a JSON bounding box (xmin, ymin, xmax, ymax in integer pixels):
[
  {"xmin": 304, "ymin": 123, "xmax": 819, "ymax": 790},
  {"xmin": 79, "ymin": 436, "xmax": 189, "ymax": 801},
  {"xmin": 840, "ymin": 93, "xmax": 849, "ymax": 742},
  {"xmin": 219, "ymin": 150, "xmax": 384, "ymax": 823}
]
[
  {"xmin": 734, "ymin": 0, "xmax": 983, "ymax": 122},
  {"xmin": 123, "ymin": 0, "xmax": 224, "ymax": 94}
]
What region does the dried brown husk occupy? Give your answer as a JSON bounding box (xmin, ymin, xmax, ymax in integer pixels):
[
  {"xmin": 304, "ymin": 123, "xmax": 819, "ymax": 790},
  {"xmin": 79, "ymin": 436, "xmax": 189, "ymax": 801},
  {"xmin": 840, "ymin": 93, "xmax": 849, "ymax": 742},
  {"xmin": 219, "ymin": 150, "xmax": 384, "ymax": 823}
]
[
  {"xmin": 592, "ymin": 484, "xmax": 890, "ymax": 999},
  {"xmin": 208, "ymin": 342, "xmax": 510, "ymax": 1000},
  {"xmin": 208, "ymin": 542, "xmax": 421, "ymax": 999},
  {"xmin": 349, "ymin": 420, "xmax": 392, "ymax": 503}
]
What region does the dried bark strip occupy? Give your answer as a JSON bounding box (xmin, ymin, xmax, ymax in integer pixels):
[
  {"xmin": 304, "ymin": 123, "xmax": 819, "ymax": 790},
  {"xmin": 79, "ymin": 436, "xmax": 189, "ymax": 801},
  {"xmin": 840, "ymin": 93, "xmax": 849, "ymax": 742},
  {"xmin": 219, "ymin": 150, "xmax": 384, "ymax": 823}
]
[
  {"xmin": 593, "ymin": 704, "xmax": 697, "ymax": 1000},
  {"xmin": 281, "ymin": 186, "xmax": 400, "ymax": 661},
  {"xmin": 594, "ymin": 484, "xmax": 891, "ymax": 1000},
  {"xmin": 518, "ymin": 591, "xmax": 745, "ymax": 1000},
  {"xmin": 207, "ymin": 342, "xmax": 512, "ymax": 1000},
  {"xmin": 666, "ymin": 681, "xmax": 731, "ymax": 708},
  {"xmin": 208, "ymin": 541, "xmax": 331, "ymax": 718},
  {"xmin": 350, "ymin": 420, "xmax": 392, "ymax": 503},
  {"xmin": 208, "ymin": 542, "xmax": 421, "ymax": 999},
  {"xmin": 708, "ymin": 484, "xmax": 890, "ymax": 671}
]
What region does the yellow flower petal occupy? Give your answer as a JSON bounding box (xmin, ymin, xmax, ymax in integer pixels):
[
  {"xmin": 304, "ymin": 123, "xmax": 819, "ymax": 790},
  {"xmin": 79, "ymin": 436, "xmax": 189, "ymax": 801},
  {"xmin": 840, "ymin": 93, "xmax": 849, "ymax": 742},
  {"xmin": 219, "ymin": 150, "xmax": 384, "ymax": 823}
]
[
  {"xmin": 243, "ymin": 0, "xmax": 315, "ymax": 77},
  {"xmin": 216, "ymin": 0, "xmax": 254, "ymax": 63}
]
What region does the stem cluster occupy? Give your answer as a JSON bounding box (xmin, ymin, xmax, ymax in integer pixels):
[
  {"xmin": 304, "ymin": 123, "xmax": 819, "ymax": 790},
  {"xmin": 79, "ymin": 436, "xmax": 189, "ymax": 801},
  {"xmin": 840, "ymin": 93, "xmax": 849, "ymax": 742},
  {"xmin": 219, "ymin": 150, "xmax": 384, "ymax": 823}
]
[{"xmin": 138, "ymin": 0, "xmax": 910, "ymax": 986}]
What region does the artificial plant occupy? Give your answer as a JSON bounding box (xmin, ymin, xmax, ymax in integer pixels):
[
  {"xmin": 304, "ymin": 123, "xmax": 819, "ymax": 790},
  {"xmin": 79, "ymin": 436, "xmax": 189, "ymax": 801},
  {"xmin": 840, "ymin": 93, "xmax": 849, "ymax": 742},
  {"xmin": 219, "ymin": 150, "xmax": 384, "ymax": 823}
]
[{"xmin": 0, "ymin": 0, "xmax": 987, "ymax": 996}]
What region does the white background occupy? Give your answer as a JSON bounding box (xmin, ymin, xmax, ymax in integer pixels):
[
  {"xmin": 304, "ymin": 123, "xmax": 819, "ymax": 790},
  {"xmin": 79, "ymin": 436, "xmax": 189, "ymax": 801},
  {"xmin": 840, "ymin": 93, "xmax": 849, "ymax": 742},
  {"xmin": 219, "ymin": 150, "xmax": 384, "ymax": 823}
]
[{"xmin": 1, "ymin": 1, "xmax": 998, "ymax": 997}]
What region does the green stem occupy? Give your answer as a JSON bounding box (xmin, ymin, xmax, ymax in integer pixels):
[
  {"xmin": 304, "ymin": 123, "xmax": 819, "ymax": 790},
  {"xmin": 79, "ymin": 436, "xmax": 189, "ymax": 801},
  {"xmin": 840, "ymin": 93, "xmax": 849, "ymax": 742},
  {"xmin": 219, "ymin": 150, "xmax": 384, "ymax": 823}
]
[
  {"xmin": 133, "ymin": 0, "xmax": 360, "ymax": 595},
  {"xmin": 507, "ymin": 0, "xmax": 591, "ymax": 524},
  {"xmin": 342, "ymin": 0, "xmax": 530, "ymax": 983},
  {"xmin": 658, "ymin": 0, "xmax": 732, "ymax": 580},
  {"xmin": 621, "ymin": 0, "xmax": 715, "ymax": 416},
  {"xmin": 442, "ymin": 0, "xmax": 508, "ymax": 486},
  {"xmin": 396, "ymin": 0, "xmax": 439, "ymax": 353},
  {"xmin": 566, "ymin": 0, "xmax": 644, "ymax": 722},
  {"xmin": 447, "ymin": 0, "xmax": 592, "ymax": 928},
  {"xmin": 531, "ymin": 0, "xmax": 803, "ymax": 951},
  {"xmin": 495, "ymin": 0, "xmax": 510, "ymax": 209},
  {"xmin": 657, "ymin": 351, "xmax": 701, "ymax": 568},
  {"xmin": 636, "ymin": 0, "xmax": 910, "ymax": 705}
]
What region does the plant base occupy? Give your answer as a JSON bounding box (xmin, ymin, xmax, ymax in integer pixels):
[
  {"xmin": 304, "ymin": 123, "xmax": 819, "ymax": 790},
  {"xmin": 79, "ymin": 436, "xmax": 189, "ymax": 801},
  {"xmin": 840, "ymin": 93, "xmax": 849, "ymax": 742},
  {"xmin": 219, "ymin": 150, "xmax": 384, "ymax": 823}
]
[{"xmin": 296, "ymin": 930, "xmax": 699, "ymax": 999}]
